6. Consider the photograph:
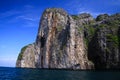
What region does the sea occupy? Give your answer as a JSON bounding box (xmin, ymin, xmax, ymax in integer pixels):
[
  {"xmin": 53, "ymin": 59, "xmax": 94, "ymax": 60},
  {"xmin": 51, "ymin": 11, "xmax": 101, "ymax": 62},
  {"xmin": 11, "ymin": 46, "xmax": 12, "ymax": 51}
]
[{"xmin": 0, "ymin": 67, "xmax": 120, "ymax": 80}]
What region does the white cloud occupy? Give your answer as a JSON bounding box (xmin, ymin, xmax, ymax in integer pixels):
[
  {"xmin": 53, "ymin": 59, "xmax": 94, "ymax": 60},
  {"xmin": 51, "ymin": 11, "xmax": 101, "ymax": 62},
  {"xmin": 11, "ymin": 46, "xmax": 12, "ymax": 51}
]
[
  {"xmin": 16, "ymin": 15, "xmax": 39, "ymax": 21},
  {"xmin": 0, "ymin": 10, "xmax": 21, "ymax": 19},
  {"xmin": 22, "ymin": 22, "xmax": 39, "ymax": 28},
  {"xmin": 65, "ymin": 0, "xmax": 114, "ymax": 18},
  {"xmin": 0, "ymin": 4, "xmax": 41, "ymax": 28},
  {"xmin": 78, "ymin": 10, "xmax": 102, "ymax": 17}
]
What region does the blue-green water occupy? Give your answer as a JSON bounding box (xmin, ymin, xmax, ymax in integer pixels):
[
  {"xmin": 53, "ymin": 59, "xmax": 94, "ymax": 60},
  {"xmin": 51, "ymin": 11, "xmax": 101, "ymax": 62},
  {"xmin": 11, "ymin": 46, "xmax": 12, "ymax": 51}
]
[{"xmin": 0, "ymin": 67, "xmax": 120, "ymax": 80}]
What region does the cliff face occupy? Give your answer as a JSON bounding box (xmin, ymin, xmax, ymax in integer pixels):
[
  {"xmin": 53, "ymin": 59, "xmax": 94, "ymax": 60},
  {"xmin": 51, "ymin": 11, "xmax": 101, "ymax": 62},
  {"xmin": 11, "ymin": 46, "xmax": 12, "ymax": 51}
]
[
  {"xmin": 88, "ymin": 14, "xmax": 120, "ymax": 69},
  {"xmin": 16, "ymin": 8, "xmax": 120, "ymax": 69}
]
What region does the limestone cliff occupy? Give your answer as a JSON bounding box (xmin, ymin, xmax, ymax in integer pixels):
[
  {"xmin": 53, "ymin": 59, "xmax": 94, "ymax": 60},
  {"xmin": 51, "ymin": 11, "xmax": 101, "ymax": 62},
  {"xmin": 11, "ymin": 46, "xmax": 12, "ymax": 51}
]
[
  {"xmin": 16, "ymin": 8, "xmax": 93, "ymax": 69},
  {"xmin": 16, "ymin": 8, "xmax": 120, "ymax": 69}
]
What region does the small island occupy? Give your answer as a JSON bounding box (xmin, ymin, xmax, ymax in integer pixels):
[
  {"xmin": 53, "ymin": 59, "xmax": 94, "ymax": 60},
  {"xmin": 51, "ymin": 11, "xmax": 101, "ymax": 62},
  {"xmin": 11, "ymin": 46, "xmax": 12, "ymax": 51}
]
[{"xmin": 16, "ymin": 8, "xmax": 120, "ymax": 70}]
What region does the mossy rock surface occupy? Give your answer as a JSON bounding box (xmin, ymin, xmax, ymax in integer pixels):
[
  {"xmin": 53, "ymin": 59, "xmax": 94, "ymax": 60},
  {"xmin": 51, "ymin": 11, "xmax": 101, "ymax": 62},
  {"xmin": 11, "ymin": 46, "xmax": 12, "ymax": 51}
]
[
  {"xmin": 71, "ymin": 15, "xmax": 79, "ymax": 20},
  {"xmin": 17, "ymin": 45, "xmax": 28, "ymax": 60},
  {"xmin": 107, "ymin": 34, "xmax": 119, "ymax": 47}
]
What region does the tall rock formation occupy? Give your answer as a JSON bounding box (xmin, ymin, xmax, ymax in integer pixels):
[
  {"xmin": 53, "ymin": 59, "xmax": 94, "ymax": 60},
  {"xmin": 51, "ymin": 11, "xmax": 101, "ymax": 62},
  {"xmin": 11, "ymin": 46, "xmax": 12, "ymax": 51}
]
[
  {"xmin": 16, "ymin": 8, "xmax": 120, "ymax": 69},
  {"xmin": 16, "ymin": 8, "xmax": 94, "ymax": 69}
]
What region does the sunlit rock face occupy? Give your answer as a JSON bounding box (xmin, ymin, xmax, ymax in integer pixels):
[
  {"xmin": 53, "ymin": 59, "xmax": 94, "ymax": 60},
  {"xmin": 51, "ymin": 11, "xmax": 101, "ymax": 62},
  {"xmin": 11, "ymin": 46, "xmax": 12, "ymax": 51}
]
[{"xmin": 16, "ymin": 8, "xmax": 94, "ymax": 69}]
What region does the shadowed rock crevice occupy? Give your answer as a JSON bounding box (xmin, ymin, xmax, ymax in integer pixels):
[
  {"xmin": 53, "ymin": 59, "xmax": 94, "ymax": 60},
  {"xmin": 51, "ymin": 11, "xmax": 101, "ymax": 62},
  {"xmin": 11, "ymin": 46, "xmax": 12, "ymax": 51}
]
[
  {"xmin": 118, "ymin": 26, "xmax": 120, "ymax": 67},
  {"xmin": 40, "ymin": 36, "xmax": 45, "ymax": 48}
]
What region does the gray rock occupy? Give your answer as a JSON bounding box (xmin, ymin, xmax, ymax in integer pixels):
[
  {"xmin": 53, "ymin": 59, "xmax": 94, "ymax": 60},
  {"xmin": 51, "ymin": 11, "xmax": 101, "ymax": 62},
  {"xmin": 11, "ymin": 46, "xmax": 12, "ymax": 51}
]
[{"xmin": 16, "ymin": 8, "xmax": 94, "ymax": 69}]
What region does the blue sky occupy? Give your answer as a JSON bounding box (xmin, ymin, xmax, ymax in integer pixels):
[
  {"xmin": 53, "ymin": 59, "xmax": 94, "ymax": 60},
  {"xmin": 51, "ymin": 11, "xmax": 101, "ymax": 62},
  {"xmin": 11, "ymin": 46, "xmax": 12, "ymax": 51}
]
[{"xmin": 0, "ymin": 0, "xmax": 120, "ymax": 67}]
